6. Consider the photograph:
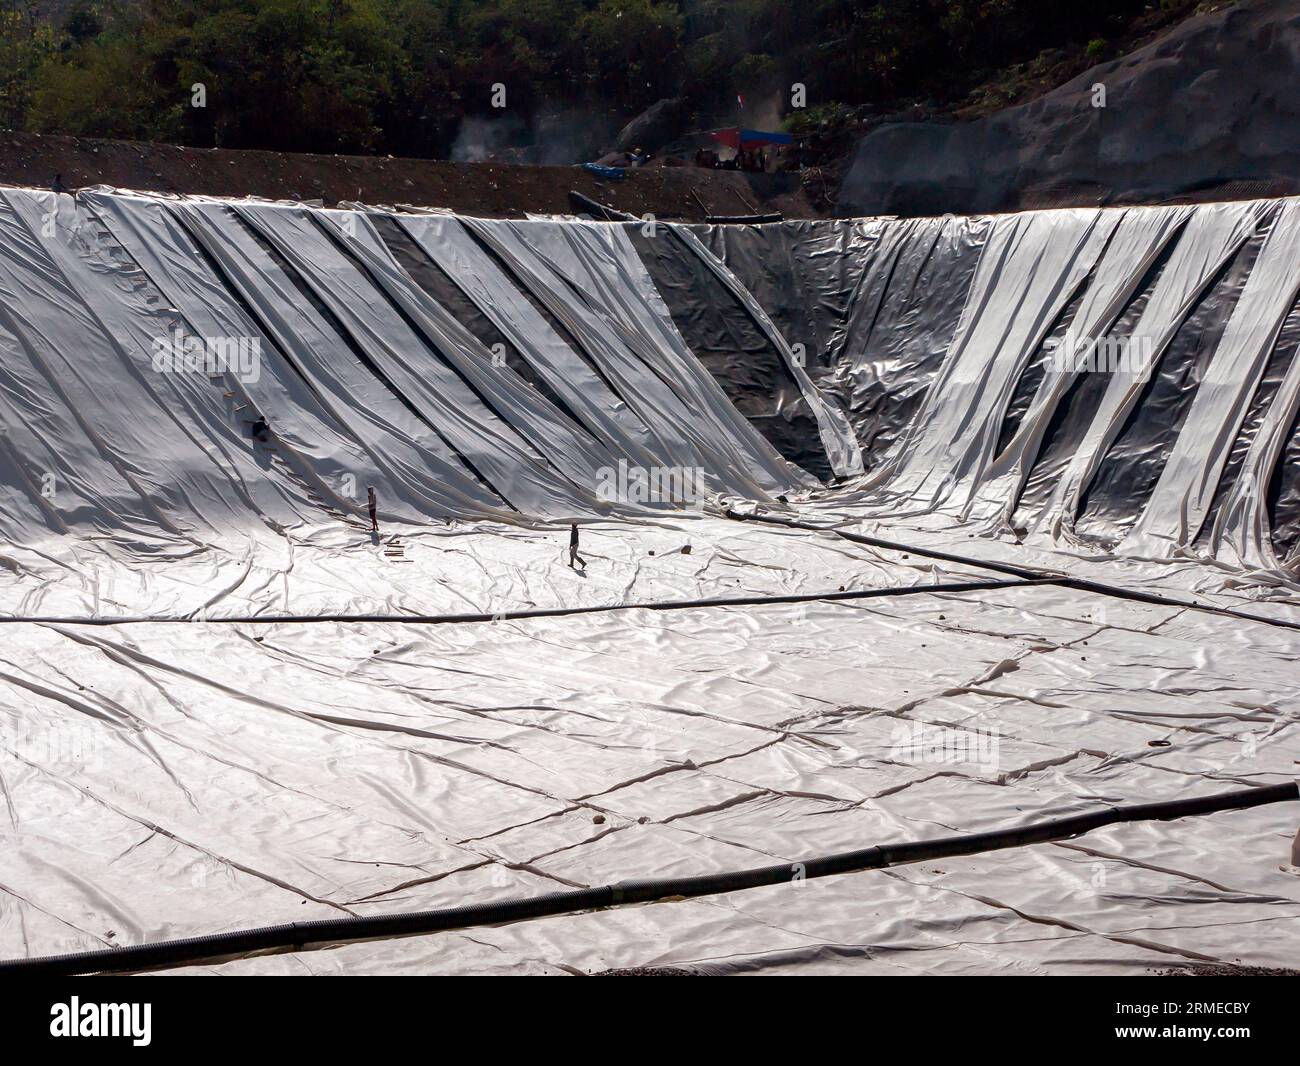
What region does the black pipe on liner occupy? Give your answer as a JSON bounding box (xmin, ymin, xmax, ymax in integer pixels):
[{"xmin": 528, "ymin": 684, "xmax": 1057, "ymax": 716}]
[
  {"xmin": 726, "ymin": 510, "xmax": 1300, "ymax": 633},
  {"xmin": 705, "ymin": 212, "xmax": 784, "ymax": 224},
  {"xmin": 0, "ymin": 576, "xmax": 1041, "ymax": 626},
  {"xmin": 568, "ymin": 190, "xmax": 638, "ymax": 222},
  {"xmin": 3, "ymin": 781, "xmax": 1293, "ymax": 976}
]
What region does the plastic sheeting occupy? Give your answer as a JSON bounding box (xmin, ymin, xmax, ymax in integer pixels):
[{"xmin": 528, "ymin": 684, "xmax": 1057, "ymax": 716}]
[
  {"xmin": 669, "ymin": 225, "xmax": 864, "ymax": 479},
  {"xmin": 1, "ymin": 186, "xmax": 1298, "ymax": 976},
  {"xmin": 975, "ymin": 206, "xmax": 1194, "ymax": 527},
  {"xmin": 868, "ymin": 208, "xmax": 1116, "ymax": 512},
  {"xmin": 783, "ymin": 197, "xmax": 1300, "ymax": 590},
  {"xmin": 13, "ymin": 186, "xmax": 1296, "ymax": 584},
  {"xmin": 5, "ymin": 580, "xmax": 1297, "ymax": 975},
  {"xmin": 1037, "ymin": 202, "xmax": 1271, "ymax": 540},
  {"xmin": 629, "ymin": 222, "xmax": 831, "ymax": 476}
]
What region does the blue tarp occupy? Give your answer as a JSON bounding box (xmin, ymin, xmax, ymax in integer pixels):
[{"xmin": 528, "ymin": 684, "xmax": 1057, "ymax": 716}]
[
  {"xmin": 581, "ymin": 163, "xmax": 627, "ymax": 180},
  {"xmin": 710, "ymin": 128, "xmax": 793, "ymax": 150}
]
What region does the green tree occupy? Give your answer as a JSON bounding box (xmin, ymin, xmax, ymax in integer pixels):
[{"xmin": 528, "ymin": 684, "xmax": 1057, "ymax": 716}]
[
  {"xmin": 0, "ymin": 0, "xmax": 56, "ymax": 130},
  {"xmin": 578, "ymin": 0, "xmax": 684, "ymax": 109}
]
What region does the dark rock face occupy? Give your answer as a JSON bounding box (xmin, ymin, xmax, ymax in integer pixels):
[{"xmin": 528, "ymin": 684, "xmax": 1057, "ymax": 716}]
[
  {"xmin": 613, "ymin": 97, "xmax": 689, "ymax": 154},
  {"xmin": 838, "ymin": 0, "xmax": 1300, "ymax": 217}
]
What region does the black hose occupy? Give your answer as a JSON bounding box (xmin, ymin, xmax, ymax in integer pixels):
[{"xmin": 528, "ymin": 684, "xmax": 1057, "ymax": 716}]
[
  {"xmin": 704, "ymin": 212, "xmax": 784, "ymax": 224},
  {"xmin": 568, "ymin": 190, "xmax": 638, "ymax": 222},
  {"xmin": 4, "ymin": 781, "xmax": 1293, "ymax": 976},
  {"xmin": 0, "ymin": 576, "xmax": 1040, "ymax": 626},
  {"xmin": 727, "ymin": 510, "xmax": 1300, "ymax": 634}
]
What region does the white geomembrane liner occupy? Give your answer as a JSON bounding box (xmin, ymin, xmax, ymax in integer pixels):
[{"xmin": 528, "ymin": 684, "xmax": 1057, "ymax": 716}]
[{"xmin": 0, "ymin": 187, "xmax": 1296, "ymax": 975}]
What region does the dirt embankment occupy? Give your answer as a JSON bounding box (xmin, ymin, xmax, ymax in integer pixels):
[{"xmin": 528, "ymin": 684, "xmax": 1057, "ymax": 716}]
[{"xmin": 0, "ymin": 130, "xmax": 817, "ymax": 221}]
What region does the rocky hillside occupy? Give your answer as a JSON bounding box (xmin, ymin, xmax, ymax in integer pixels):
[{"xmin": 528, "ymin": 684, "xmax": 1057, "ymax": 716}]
[{"xmin": 839, "ymin": 0, "xmax": 1300, "ymax": 216}]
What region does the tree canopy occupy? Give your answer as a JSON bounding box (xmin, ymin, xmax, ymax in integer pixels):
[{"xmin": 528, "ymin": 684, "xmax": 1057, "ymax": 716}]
[{"xmin": 1, "ymin": 0, "xmax": 1172, "ymax": 157}]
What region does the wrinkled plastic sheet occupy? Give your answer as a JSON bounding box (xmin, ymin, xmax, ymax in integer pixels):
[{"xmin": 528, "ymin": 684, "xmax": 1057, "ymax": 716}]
[
  {"xmin": 630, "ymin": 223, "xmax": 833, "ymax": 477},
  {"xmin": 799, "ymin": 197, "xmax": 1300, "ymax": 585},
  {"xmin": 5, "ymin": 579, "xmax": 1297, "ymax": 975},
  {"xmin": 1, "ymin": 187, "xmax": 1298, "ymax": 976}
]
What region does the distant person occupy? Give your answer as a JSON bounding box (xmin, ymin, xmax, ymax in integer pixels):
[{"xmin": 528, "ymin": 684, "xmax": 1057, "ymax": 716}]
[
  {"xmin": 51, "ymin": 173, "xmax": 66, "ymax": 193},
  {"xmin": 250, "ymin": 415, "xmax": 270, "ymax": 442},
  {"xmin": 367, "ymin": 486, "xmax": 379, "ymax": 535},
  {"xmin": 568, "ymin": 523, "xmax": 586, "ymax": 570}
]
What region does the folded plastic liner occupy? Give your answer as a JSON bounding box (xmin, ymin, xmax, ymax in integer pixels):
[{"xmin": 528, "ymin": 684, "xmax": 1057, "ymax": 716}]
[
  {"xmin": 1127, "ymin": 201, "xmax": 1300, "ymax": 557},
  {"xmin": 867, "ymin": 208, "xmax": 1115, "ymax": 512},
  {"xmin": 391, "ymin": 214, "xmax": 668, "ymax": 474},
  {"xmin": 456, "ymin": 216, "xmax": 807, "ymax": 499},
  {"xmin": 82, "ymin": 190, "xmax": 510, "ymax": 524},
  {"xmin": 670, "ymin": 224, "xmax": 865, "ymax": 479},
  {"xmin": 628, "ymin": 221, "xmax": 833, "ymax": 476},
  {"xmin": 971, "ymin": 205, "xmax": 1195, "ymax": 526},
  {"xmin": 1, "ymin": 187, "xmax": 1298, "ymax": 976},
  {"xmin": 1035, "ymin": 201, "xmax": 1272, "ymax": 541}
]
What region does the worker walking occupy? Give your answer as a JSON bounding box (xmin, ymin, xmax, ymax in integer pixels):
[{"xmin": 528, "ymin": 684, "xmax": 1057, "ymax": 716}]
[{"xmin": 568, "ymin": 523, "xmax": 586, "ymax": 570}]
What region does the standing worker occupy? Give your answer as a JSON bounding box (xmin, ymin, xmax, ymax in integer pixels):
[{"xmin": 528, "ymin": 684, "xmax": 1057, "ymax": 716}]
[
  {"xmin": 367, "ymin": 486, "xmax": 379, "ymax": 535},
  {"xmin": 568, "ymin": 523, "xmax": 586, "ymax": 570}
]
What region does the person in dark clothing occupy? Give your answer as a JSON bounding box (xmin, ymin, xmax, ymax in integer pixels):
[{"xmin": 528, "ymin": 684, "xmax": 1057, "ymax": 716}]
[
  {"xmin": 367, "ymin": 486, "xmax": 379, "ymax": 535},
  {"xmin": 568, "ymin": 523, "xmax": 586, "ymax": 570},
  {"xmin": 250, "ymin": 416, "xmax": 270, "ymax": 442},
  {"xmin": 52, "ymin": 174, "xmax": 66, "ymax": 193}
]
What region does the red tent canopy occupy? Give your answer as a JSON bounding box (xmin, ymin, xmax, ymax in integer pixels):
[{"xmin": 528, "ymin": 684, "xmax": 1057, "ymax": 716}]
[{"xmin": 708, "ymin": 127, "xmax": 793, "ymax": 150}]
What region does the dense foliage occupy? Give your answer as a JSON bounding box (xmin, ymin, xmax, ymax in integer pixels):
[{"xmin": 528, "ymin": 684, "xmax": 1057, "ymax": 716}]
[{"xmin": 0, "ymin": 0, "xmax": 1177, "ymax": 156}]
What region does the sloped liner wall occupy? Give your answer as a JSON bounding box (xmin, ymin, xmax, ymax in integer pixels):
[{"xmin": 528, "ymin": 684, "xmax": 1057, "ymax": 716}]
[{"xmin": 655, "ymin": 201, "xmax": 1300, "ymax": 576}]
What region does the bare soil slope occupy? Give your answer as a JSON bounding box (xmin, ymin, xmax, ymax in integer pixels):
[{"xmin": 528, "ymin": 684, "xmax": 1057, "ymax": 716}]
[{"xmin": 0, "ymin": 130, "xmax": 816, "ymax": 220}]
